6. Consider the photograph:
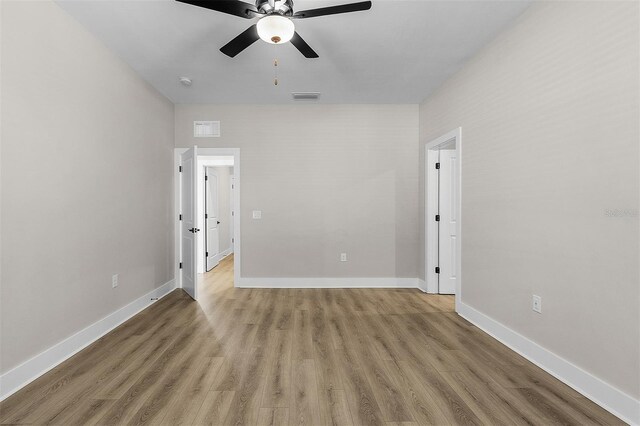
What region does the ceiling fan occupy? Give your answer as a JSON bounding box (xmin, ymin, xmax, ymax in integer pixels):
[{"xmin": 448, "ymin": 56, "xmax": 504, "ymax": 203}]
[{"xmin": 176, "ymin": 0, "xmax": 372, "ymax": 58}]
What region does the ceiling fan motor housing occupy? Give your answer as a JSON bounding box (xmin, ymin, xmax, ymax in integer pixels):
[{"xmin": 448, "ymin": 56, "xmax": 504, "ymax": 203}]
[{"xmin": 256, "ymin": 0, "xmax": 294, "ymax": 16}]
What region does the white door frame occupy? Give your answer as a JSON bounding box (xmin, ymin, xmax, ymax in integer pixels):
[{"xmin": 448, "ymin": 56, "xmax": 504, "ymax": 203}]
[
  {"xmin": 174, "ymin": 148, "xmax": 241, "ymax": 291},
  {"xmin": 197, "ymin": 158, "xmax": 233, "ymax": 273},
  {"xmin": 425, "ymin": 128, "xmax": 462, "ymax": 305},
  {"xmin": 204, "ymin": 166, "xmax": 220, "ymax": 272}
]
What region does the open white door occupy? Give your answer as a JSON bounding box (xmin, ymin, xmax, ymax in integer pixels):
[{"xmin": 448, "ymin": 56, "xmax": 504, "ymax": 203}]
[
  {"xmin": 438, "ymin": 149, "xmax": 458, "ymax": 294},
  {"xmin": 181, "ymin": 147, "xmax": 198, "ymax": 300},
  {"xmin": 230, "ymin": 176, "xmax": 235, "ymax": 252},
  {"xmin": 205, "ymin": 168, "xmax": 220, "ymax": 271}
]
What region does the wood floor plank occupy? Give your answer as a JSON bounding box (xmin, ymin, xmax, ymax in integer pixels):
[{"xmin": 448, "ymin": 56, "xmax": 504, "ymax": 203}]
[
  {"xmin": 514, "ymin": 387, "xmax": 585, "ymax": 425},
  {"xmin": 343, "ymin": 315, "xmax": 414, "ymax": 423},
  {"xmin": 44, "ymin": 398, "xmax": 116, "ymax": 426},
  {"xmin": 192, "ymin": 390, "xmax": 235, "ymax": 426},
  {"xmin": 0, "ymin": 255, "xmax": 624, "ymax": 426},
  {"xmin": 321, "ymin": 389, "xmax": 354, "ymax": 426},
  {"xmin": 397, "ymin": 359, "xmax": 483, "ymax": 425},
  {"xmin": 291, "ymin": 359, "xmax": 322, "ymax": 426},
  {"xmin": 385, "ymin": 422, "xmax": 419, "ymax": 426},
  {"xmin": 155, "ymin": 356, "xmax": 224, "ymax": 425},
  {"xmin": 261, "ymin": 330, "xmax": 292, "ymax": 408},
  {"xmin": 292, "ymin": 309, "xmax": 313, "ymax": 361},
  {"xmin": 93, "ymin": 333, "xmax": 180, "ymax": 400},
  {"xmin": 97, "ymin": 322, "xmax": 202, "ymax": 425},
  {"xmin": 332, "ymin": 318, "xmax": 385, "ymax": 426},
  {"xmin": 24, "ymin": 335, "xmax": 150, "ymax": 425},
  {"xmin": 382, "ymin": 359, "xmax": 450, "ymax": 426},
  {"xmin": 257, "ymin": 407, "xmax": 290, "ymax": 426},
  {"xmin": 383, "ymin": 314, "xmax": 462, "ymax": 373},
  {"xmin": 440, "ymin": 370, "xmax": 536, "ymax": 425},
  {"xmin": 222, "ymin": 348, "xmax": 268, "ymax": 426},
  {"xmin": 312, "ymin": 304, "xmax": 348, "ymax": 426}
]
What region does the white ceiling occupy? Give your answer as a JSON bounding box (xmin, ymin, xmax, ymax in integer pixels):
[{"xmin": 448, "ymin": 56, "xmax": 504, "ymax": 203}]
[{"xmin": 55, "ymin": 0, "xmax": 531, "ymax": 104}]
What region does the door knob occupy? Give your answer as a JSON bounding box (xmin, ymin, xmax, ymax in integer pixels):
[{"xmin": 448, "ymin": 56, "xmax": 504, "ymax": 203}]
[
  {"xmin": 188, "ymin": 228, "xmax": 196, "ymax": 233},
  {"xmin": 217, "ymin": 221, "xmax": 221, "ymax": 224}
]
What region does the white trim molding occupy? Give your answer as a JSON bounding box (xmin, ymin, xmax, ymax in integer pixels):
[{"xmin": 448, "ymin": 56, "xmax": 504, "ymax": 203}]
[
  {"xmin": 237, "ymin": 277, "xmax": 419, "ymax": 289},
  {"xmin": 424, "ymin": 127, "xmax": 462, "ymax": 302},
  {"xmin": 0, "ymin": 279, "xmax": 176, "ymax": 402},
  {"xmin": 457, "ymin": 302, "xmax": 640, "ymax": 425},
  {"xmin": 219, "ymin": 247, "xmax": 233, "ymax": 259},
  {"xmin": 175, "ymin": 148, "xmax": 241, "ymax": 293}
]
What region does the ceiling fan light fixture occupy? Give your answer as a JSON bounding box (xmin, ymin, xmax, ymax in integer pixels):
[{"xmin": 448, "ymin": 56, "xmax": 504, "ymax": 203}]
[{"xmin": 257, "ymin": 15, "xmax": 295, "ymax": 44}]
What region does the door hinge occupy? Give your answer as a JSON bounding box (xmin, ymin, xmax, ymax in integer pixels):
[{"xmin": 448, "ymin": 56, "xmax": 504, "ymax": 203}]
[
  {"xmin": 231, "ymin": 211, "xmax": 234, "ymax": 216},
  {"xmin": 435, "ymin": 214, "xmax": 440, "ymax": 222},
  {"xmin": 435, "ymin": 266, "xmax": 440, "ymax": 274},
  {"xmin": 205, "ymin": 175, "xmax": 208, "ymax": 181},
  {"xmin": 179, "ymin": 262, "xmax": 183, "ymax": 269},
  {"xmin": 206, "ymin": 251, "xmax": 209, "ymax": 257},
  {"xmin": 179, "ymin": 166, "xmax": 182, "ymax": 172},
  {"xmin": 232, "ymin": 184, "xmax": 234, "ymax": 189},
  {"xmin": 179, "ymin": 214, "xmax": 182, "ymax": 221},
  {"xmin": 205, "ymin": 213, "xmax": 208, "ymax": 219},
  {"xmin": 232, "ymin": 238, "xmax": 234, "ymax": 243},
  {"xmin": 435, "ymin": 162, "xmax": 440, "ymax": 170}
]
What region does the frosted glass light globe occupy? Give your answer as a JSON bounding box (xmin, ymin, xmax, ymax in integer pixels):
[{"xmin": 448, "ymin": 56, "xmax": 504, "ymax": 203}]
[{"xmin": 257, "ymin": 15, "xmax": 295, "ymax": 44}]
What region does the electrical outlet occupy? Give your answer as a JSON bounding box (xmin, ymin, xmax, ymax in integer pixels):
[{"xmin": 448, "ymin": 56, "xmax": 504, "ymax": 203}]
[
  {"xmin": 340, "ymin": 253, "xmax": 347, "ymax": 262},
  {"xmin": 112, "ymin": 274, "xmax": 119, "ymax": 288},
  {"xmin": 532, "ymin": 295, "xmax": 542, "ymax": 313},
  {"xmin": 252, "ymin": 210, "xmax": 262, "ymax": 219}
]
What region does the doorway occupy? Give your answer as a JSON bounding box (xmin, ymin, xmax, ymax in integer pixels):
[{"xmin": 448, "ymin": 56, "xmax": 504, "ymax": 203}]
[
  {"xmin": 203, "ymin": 163, "xmax": 234, "ymax": 272},
  {"xmin": 175, "ymin": 147, "xmax": 240, "ymax": 300},
  {"xmin": 425, "ymin": 128, "xmax": 461, "ymax": 299},
  {"xmin": 205, "ymin": 167, "xmax": 220, "ymax": 272}
]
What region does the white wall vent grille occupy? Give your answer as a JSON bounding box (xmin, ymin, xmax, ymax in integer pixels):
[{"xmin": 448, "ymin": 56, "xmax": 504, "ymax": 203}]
[
  {"xmin": 292, "ymin": 92, "xmax": 320, "ymax": 101},
  {"xmin": 194, "ymin": 121, "xmax": 220, "ymax": 138}
]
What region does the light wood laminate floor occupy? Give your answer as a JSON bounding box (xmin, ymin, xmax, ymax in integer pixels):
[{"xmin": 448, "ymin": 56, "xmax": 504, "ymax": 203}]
[{"xmin": 0, "ymin": 255, "xmax": 624, "ymax": 425}]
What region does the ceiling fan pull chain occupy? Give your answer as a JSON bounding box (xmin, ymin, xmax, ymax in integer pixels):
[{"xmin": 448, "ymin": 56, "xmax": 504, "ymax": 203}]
[
  {"xmin": 273, "ymin": 44, "xmax": 279, "ymax": 86},
  {"xmin": 274, "ymin": 59, "xmax": 278, "ymax": 85}
]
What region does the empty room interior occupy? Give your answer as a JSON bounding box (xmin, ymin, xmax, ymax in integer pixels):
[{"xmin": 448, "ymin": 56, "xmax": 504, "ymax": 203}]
[{"xmin": 1, "ymin": 0, "xmax": 639, "ymax": 424}]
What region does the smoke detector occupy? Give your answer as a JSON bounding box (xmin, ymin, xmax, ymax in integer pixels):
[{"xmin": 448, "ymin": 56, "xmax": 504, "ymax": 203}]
[{"xmin": 179, "ymin": 77, "xmax": 193, "ymax": 86}]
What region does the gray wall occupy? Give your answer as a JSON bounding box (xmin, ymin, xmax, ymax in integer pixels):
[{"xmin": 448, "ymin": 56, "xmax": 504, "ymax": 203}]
[
  {"xmin": 419, "ymin": 1, "xmax": 639, "ymax": 398},
  {"xmin": 1, "ymin": 0, "xmax": 175, "ymax": 373},
  {"xmin": 176, "ymin": 105, "xmax": 419, "ymax": 278}
]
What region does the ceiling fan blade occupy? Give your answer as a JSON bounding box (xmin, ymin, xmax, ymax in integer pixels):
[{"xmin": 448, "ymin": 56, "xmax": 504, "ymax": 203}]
[
  {"xmin": 290, "ymin": 32, "xmax": 319, "ymax": 58},
  {"xmin": 176, "ymin": 0, "xmax": 261, "ymax": 19},
  {"xmin": 292, "ymin": 1, "xmax": 371, "ymax": 19},
  {"xmin": 220, "ymin": 24, "xmax": 260, "ymax": 57}
]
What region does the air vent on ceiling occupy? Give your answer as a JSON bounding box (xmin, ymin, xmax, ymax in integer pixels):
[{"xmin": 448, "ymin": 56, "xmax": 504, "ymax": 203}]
[
  {"xmin": 194, "ymin": 121, "xmax": 220, "ymax": 138},
  {"xmin": 292, "ymin": 92, "xmax": 320, "ymax": 101}
]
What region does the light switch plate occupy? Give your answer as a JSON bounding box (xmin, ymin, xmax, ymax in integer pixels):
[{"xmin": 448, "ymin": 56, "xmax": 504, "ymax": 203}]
[
  {"xmin": 252, "ymin": 210, "xmax": 262, "ymax": 219},
  {"xmin": 340, "ymin": 253, "xmax": 347, "ymax": 262},
  {"xmin": 112, "ymin": 274, "xmax": 119, "ymax": 288},
  {"xmin": 532, "ymin": 295, "xmax": 542, "ymax": 313}
]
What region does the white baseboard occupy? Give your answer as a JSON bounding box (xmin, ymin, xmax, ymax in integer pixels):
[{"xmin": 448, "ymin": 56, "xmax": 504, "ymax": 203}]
[
  {"xmin": 219, "ymin": 247, "xmax": 233, "ymax": 259},
  {"xmin": 0, "ymin": 279, "xmax": 176, "ymax": 402},
  {"xmin": 417, "ymin": 279, "xmax": 428, "ymax": 292},
  {"xmin": 457, "ymin": 302, "xmax": 640, "ymax": 425},
  {"xmin": 236, "ymin": 277, "xmax": 419, "ymax": 289},
  {"xmin": 417, "ymin": 278, "xmax": 439, "ymax": 294}
]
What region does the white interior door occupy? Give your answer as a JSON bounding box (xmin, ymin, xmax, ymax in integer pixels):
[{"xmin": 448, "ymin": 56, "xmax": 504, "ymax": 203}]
[
  {"xmin": 181, "ymin": 147, "xmax": 198, "ymax": 300},
  {"xmin": 205, "ymin": 168, "xmax": 220, "ymax": 271},
  {"xmin": 438, "ymin": 149, "xmax": 458, "ymax": 294}
]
